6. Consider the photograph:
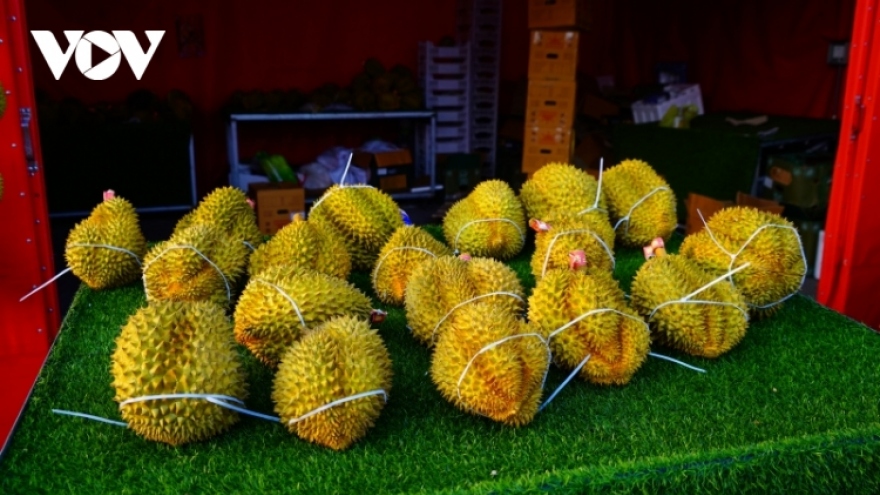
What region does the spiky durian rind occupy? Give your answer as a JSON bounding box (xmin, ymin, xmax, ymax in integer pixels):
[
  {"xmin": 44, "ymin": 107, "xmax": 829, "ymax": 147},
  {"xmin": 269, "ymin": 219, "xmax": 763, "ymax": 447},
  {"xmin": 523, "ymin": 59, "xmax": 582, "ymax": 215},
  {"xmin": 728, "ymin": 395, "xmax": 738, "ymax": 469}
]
[
  {"xmin": 233, "ymin": 266, "xmax": 373, "ymax": 368},
  {"xmin": 603, "ymin": 159, "xmax": 677, "ymax": 247},
  {"xmin": 442, "ymin": 180, "xmax": 526, "ymax": 260},
  {"xmin": 631, "ymin": 254, "xmax": 749, "ymax": 358},
  {"xmin": 371, "ymin": 225, "xmax": 453, "ymax": 305},
  {"xmin": 174, "ymin": 186, "xmax": 264, "ymax": 251},
  {"xmin": 530, "ymin": 211, "xmax": 616, "ymax": 279},
  {"xmin": 519, "ymin": 162, "xmax": 607, "ymax": 220},
  {"xmin": 272, "ymin": 316, "xmax": 393, "ymax": 450},
  {"xmin": 111, "ymin": 300, "xmax": 248, "ymax": 446},
  {"xmin": 247, "ymin": 215, "xmax": 351, "ymax": 279}
]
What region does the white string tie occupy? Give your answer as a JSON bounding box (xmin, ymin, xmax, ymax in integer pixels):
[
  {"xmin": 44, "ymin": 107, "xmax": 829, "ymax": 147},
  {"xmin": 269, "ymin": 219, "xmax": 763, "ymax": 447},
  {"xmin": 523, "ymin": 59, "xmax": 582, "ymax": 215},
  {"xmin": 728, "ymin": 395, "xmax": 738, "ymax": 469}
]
[
  {"xmin": 613, "ymin": 186, "xmax": 671, "ymax": 236},
  {"xmin": 540, "ymin": 229, "xmax": 615, "ymax": 277},
  {"xmin": 452, "ymin": 218, "xmax": 525, "ymax": 255},
  {"xmin": 253, "ymin": 278, "xmax": 308, "ymax": 329},
  {"xmin": 142, "ymin": 244, "xmax": 232, "ymax": 302},
  {"xmin": 430, "ymin": 291, "xmax": 525, "ymax": 345},
  {"xmin": 287, "ymin": 389, "xmax": 387, "ymax": 425}
]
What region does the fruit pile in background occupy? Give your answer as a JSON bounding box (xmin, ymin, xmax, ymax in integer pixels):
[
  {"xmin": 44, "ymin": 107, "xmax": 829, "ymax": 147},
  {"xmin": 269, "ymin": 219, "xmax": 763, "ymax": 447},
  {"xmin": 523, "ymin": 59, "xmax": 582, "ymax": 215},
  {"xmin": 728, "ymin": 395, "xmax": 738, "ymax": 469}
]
[{"xmin": 224, "ymin": 58, "xmax": 423, "ymax": 114}]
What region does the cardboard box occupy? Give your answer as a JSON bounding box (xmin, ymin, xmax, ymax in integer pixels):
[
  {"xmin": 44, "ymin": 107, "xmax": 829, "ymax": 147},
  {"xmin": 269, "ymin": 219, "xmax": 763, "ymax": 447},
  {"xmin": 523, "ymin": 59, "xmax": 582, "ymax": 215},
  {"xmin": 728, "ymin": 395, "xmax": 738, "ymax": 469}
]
[
  {"xmin": 528, "ymin": 30, "xmax": 580, "ymax": 81},
  {"xmin": 685, "ymin": 191, "xmax": 786, "ymax": 236},
  {"xmin": 522, "ymin": 126, "xmax": 573, "ymax": 173},
  {"xmin": 352, "ymin": 149, "xmax": 412, "ymax": 192},
  {"xmin": 526, "ymin": 80, "xmax": 578, "ymax": 129},
  {"xmin": 249, "ymin": 182, "xmax": 305, "ymax": 235},
  {"xmin": 528, "ymin": 0, "xmax": 591, "ymax": 30}
]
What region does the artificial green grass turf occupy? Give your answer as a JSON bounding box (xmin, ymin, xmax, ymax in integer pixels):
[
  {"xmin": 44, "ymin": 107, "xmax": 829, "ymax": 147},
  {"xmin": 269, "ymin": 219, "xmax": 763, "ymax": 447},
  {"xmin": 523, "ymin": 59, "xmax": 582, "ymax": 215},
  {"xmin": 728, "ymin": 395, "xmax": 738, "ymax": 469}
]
[{"xmin": 2, "ymin": 230, "xmax": 879, "ymax": 494}]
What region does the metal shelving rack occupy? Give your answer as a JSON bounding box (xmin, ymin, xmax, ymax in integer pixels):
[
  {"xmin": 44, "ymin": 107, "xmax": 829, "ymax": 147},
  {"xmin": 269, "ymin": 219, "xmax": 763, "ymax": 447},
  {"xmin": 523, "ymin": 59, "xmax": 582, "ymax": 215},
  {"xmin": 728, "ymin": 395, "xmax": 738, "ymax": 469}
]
[{"xmin": 226, "ymin": 111, "xmax": 439, "ymax": 200}]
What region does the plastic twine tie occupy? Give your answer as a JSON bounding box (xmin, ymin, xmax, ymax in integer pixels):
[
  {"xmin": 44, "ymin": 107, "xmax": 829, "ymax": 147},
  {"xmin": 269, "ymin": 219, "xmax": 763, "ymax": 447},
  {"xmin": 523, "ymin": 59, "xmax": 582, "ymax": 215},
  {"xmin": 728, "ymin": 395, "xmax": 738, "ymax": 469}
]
[
  {"xmin": 253, "ymin": 278, "xmax": 308, "ymax": 329},
  {"xmin": 372, "ymin": 247, "xmax": 438, "ymax": 287},
  {"xmin": 613, "ymin": 186, "xmax": 671, "ymax": 237},
  {"xmin": 540, "ymin": 229, "xmax": 615, "ymax": 277},
  {"xmin": 141, "ymin": 244, "xmax": 232, "ymax": 302},
  {"xmin": 287, "ymin": 389, "xmax": 388, "ymax": 425},
  {"xmin": 452, "ymin": 218, "xmax": 525, "ymax": 255},
  {"xmin": 647, "ymin": 262, "xmax": 752, "ymax": 321},
  {"xmin": 429, "ymin": 291, "xmax": 525, "ymax": 345},
  {"xmin": 456, "ymin": 333, "xmax": 551, "ymax": 403},
  {"xmin": 577, "ymin": 157, "xmax": 606, "ymax": 216},
  {"xmin": 309, "ymin": 183, "xmax": 376, "ymax": 212},
  {"xmin": 119, "ymin": 393, "xmax": 280, "ymax": 422}
]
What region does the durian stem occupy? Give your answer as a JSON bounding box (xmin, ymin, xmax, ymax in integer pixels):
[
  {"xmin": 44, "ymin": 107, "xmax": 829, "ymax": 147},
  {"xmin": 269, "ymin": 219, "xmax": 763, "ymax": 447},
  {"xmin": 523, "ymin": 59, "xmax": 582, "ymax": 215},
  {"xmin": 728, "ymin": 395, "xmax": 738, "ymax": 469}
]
[
  {"xmin": 253, "ymin": 279, "xmax": 308, "ymax": 329},
  {"xmin": 613, "ymin": 186, "xmax": 671, "ymax": 235},
  {"xmin": 538, "ymin": 354, "xmax": 591, "ymax": 412},
  {"xmin": 51, "ymin": 409, "xmax": 127, "ymax": 427},
  {"xmin": 648, "ymin": 352, "xmax": 706, "ymax": 373},
  {"xmin": 19, "ymin": 267, "xmax": 72, "ymax": 302},
  {"xmin": 541, "ymin": 229, "xmax": 615, "ymax": 277},
  {"xmin": 452, "ymin": 218, "xmax": 525, "ymax": 254},
  {"xmin": 457, "ymin": 333, "xmax": 551, "ymax": 401},
  {"xmin": 430, "ymin": 291, "xmax": 525, "ymax": 344},
  {"xmin": 287, "ymin": 389, "xmax": 387, "ymax": 425}
]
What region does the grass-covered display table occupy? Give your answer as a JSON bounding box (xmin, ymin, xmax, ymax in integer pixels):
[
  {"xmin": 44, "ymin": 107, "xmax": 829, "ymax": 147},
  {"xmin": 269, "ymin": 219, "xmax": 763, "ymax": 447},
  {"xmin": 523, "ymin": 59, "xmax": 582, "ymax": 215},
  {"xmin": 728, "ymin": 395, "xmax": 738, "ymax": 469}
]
[{"xmin": 2, "ymin": 234, "xmax": 879, "ymax": 494}]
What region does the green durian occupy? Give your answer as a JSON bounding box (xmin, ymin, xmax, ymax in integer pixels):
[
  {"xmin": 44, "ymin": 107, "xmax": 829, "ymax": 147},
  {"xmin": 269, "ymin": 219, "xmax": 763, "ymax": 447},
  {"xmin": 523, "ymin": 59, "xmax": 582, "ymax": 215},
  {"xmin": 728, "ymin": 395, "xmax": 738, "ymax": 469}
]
[
  {"xmin": 309, "ymin": 185, "xmax": 404, "ymax": 270},
  {"xmin": 234, "ymin": 266, "xmax": 373, "ymax": 368},
  {"xmin": 174, "ymin": 186, "xmax": 263, "ymax": 252},
  {"xmin": 273, "ymin": 316, "xmax": 392, "ymax": 450},
  {"xmin": 631, "ymin": 253, "xmax": 748, "ymax": 358},
  {"xmin": 64, "ymin": 191, "xmax": 147, "ymax": 290},
  {"xmin": 143, "ymin": 223, "xmax": 248, "ymax": 308},
  {"xmin": 405, "ymin": 255, "xmax": 524, "ymax": 347},
  {"xmin": 679, "ymin": 206, "xmax": 806, "ymax": 317},
  {"xmin": 111, "ymin": 300, "xmax": 248, "ymax": 446},
  {"xmin": 371, "ymin": 225, "xmax": 453, "ymax": 305},
  {"xmin": 603, "ymin": 159, "xmax": 677, "ymax": 247},
  {"xmin": 530, "ymin": 211, "xmax": 615, "ymax": 279},
  {"xmin": 247, "ymin": 215, "xmax": 350, "ymax": 279},
  {"xmin": 519, "ymin": 162, "xmax": 607, "ymax": 220},
  {"xmin": 528, "ymin": 268, "xmax": 650, "ymax": 386},
  {"xmin": 430, "ymin": 302, "xmax": 548, "ymax": 426},
  {"xmin": 443, "ymin": 180, "xmax": 526, "ymax": 260}
]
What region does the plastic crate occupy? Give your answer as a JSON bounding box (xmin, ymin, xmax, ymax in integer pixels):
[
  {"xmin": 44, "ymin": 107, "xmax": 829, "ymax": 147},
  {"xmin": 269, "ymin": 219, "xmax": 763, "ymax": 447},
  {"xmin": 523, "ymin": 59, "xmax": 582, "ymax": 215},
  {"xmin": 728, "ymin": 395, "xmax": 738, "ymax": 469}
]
[
  {"xmin": 437, "ymin": 139, "xmax": 470, "ymax": 154},
  {"xmin": 436, "ymin": 110, "xmax": 470, "ymax": 123},
  {"xmin": 631, "ymin": 84, "xmax": 704, "ymax": 124},
  {"xmin": 427, "ymin": 94, "xmax": 469, "ymax": 108},
  {"xmin": 437, "ymin": 125, "xmax": 468, "ymax": 139},
  {"xmin": 425, "ymin": 79, "xmax": 469, "ymax": 92}
]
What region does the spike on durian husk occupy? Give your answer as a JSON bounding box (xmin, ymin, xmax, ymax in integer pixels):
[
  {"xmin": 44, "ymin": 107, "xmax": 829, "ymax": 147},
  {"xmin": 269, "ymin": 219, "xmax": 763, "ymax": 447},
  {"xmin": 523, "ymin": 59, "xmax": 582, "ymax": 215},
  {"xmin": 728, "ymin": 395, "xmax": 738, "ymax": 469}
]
[
  {"xmin": 530, "ymin": 211, "xmax": 615, "ymax": 280},
  {"xmin": 247, "ymin": 215, "xmax": 350, "ymax": 279},
  {"xmin": 528, "ymin": 269, "xmax": 650, "ymax": 386},
  {"xmin": 233, "ymin": 266, "xmax": 372, "ymax": 368},
  {"xmin": 442, "ymin": 180, "xmax": 526, "ymax": 260},
  {"xmin": 111, "ymin": 300, "xmax": 248, "ymax": 446},
  {"xmin": 631, "ymin": 252, "xmax": 749, "ymax": 358},
  {"xmin": 64, "ymin": 192, "xmax": 147, "ymax": 290},
  {"xmin": 308, "ymin": 185, "xmax": 404, "ymax": 270},
  {"xmin": 430, "ymin": 302, "xmax": 548, "ymax": 426},
  {"xmin": 519, "ymin": 162, "xmax": 607, "ymax": 220},
  {"xmin": 174, "ymin": 186, "xmax": 264, "ymax": 252},
  {"xmin": 405, "ymin": 255, "xmax": 524, "ymax": 347},
  {"xmin": 142, "ymin": 223, "xmax": 248, "ymax": 308},
  {"xmin": 273, "ymin": 316, "xmax": 393, "ymax": 450},
  {"xmin": 371, "ymin": 225, "xmax": 453, "ymax": 305},
  {"xmin": 679, "ymin": 206, "xmax": 806, "ymax": 318},
  {"xmin": 603, "ymin": 159, "xmax": 677, "ymax": 247}
]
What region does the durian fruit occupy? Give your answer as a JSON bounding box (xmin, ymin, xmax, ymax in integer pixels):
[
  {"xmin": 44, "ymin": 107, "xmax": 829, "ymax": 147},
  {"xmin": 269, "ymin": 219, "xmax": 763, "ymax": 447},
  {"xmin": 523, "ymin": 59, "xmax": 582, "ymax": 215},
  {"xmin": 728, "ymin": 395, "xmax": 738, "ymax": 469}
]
[
  {"xmin": 631, "ymin": 251, "xmax": 748, "ymax": 358},
  {"xmin": 111, "ymin": 300, "xmax": 248, "ymax": 446},
  {"xmin": 679, "ymin": 206, "xmax": 805, "ymax": 317},
  {"xmin": 405, "ymin": 255, "xmax": 524, "ymax": 347},
  {"xmin": 174, "ymin": 186, "xmax": 263, "ymax": 251},
  {"xmin": 442, "ymin": 180, "xmax": 526, "ymax": 260},
  {"xmin": 519, "ymin": 162, "xmax": 606, "ymax": 220},
  {"xmin": 528, "ymin": 268, "xmax": 650, "ymax": 386},
  {"xmin": 234, "ymin": 266, "xmax": 373, "ymax": 368},
  {"xmin": 247, "ymin": 215, "xmax": 351, "ymax": 279},
  {"xmin": 371, "ymin": 226, "xmax": 453, "ymax": 305},
  {"xmin": 143, "ymin": 223, "xmax": 248, "ymax": 308},
  {"xmin": 309, "ymin": 185, "xmax": 404, "ymax": 270},
  {"xmin": 603, "ymin": 159, "xmax": 677, "ymax": 247},
  {"xmin": 430, "ymin": 302, "xmax": 548, "ymax": 426},
  {"xmin": 530, "ymin": 211, "xmax": 615, "ymax": 279},
  {"xmin": 64, "ymin": 191, "xmax": 147, "ymax": 290},
  {"xmin": 273, "ymin": 316, "xmax": 392, "ymax": 450}
]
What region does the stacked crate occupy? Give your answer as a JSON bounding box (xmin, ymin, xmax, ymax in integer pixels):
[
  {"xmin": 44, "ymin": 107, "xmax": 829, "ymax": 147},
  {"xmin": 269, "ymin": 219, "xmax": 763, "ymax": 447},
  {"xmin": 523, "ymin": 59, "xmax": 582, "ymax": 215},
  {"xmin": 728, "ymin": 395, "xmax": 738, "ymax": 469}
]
[
  {"xmin": 523, "ymin": 0, "xmax": 589, "ymax": 175},
  {"xmin": 418, "ymin": 41, "xmax": 471, "ymax": 156},
  {"xmin": 456, "ymin": 0, "xmax": 503, "ymax": 176}
]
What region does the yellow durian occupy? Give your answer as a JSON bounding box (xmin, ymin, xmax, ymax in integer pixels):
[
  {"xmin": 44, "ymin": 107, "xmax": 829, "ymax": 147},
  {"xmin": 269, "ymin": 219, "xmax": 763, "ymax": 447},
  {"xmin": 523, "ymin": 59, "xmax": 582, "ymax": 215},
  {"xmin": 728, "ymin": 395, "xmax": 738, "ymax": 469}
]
[
  {"xmin": 247, "ymin": 215, "xmax": 350, "ymax": 279},
  {"xmin": 442, "ymin": 180, "xmax": 526, "ymax": 260},
  {"xmin": 530, "ymin": 212, "xmax": 615, "ymax": 279},
  {"xmin": 371, "ymin": 225, "xmax": 452, "ymax": 305},
  {"xmin": 405, "ymin": 255, "xmax": 524, "ymax": 347},
  {"xmin": 631, "ymin": 252, "xmax": 748, "ymax": 358},
  {"xmin": 309, "ymin": 185, "xmax": 404, "ymax": 270},
  {"xmin": 64, "ymin": 190, "xmax": 147, "ymax": 290},
  {"xmin": 519, "ymin": 162, "xmax": 606, "ymax": 220},
  {"xmin": 679, "ymin": 206, "xmax": 805, "ymax": 317},
  {"xmin": 174, "ymin": 186, "xmax": 264, "ymax": 251},
  {"xmin": 528, "ymin": 268, "xmax": 650, "ymax": 386},
  {"xmin": 273, "ymin": 316, "xmax": 392, "ymax": 450},
  {"xmin": 111, "ymin": 300, "xmax": 248, "ymax": 446},
  {"xmin": 603, "ymin": 159, "xmax": 677, "ymax": 247},
  {"xmin": 233, "ymin": 266, "xmax": 373, "ymax": 368},
  {"xmin": 430, "ymin": 302, "xmax": 548, "ymax": 426}
]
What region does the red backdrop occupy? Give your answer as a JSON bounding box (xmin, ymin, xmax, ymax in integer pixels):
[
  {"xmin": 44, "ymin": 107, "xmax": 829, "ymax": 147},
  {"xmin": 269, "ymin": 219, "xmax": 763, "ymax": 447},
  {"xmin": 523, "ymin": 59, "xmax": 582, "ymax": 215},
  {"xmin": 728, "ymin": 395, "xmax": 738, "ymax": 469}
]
[{"xmin": 26, "ymin": 0, "xmax": 855, "ymax": 196}]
